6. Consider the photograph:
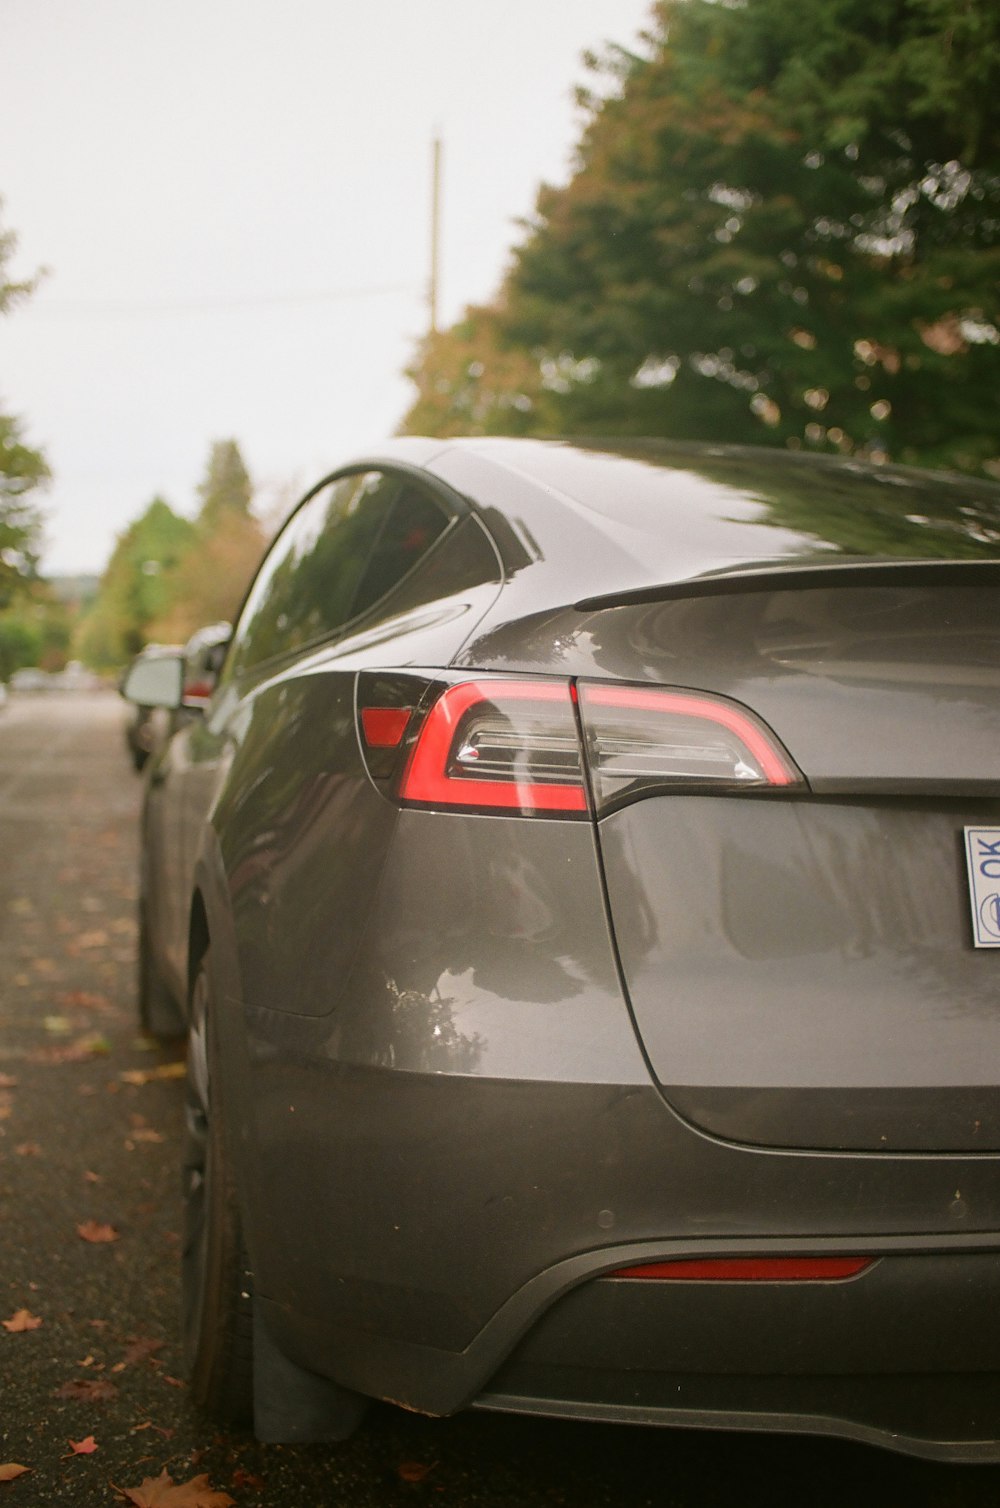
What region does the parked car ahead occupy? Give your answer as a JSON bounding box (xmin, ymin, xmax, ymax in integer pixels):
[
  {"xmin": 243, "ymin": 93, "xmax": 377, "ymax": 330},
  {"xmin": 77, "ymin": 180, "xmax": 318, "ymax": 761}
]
[
  {"xmin": 123, "ymin": 437, "xmax": 1000, "ymax": 1459},
  {"xmin": 122, "ymin": 625, "xmax": 231, "ymax": 772},
  {"xmin": 9, "ymin": 667, "xmax": 51, "ymax": 692},
  {"xmin": 121, "ymin": 644, "xmax": 182, "ymax": 771}
]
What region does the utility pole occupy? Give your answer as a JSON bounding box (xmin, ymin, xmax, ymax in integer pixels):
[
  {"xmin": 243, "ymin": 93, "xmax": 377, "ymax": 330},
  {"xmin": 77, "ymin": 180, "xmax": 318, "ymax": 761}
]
[{"xmin": 429, "ymin": 135, "xmax": 442, "ymax": 337}]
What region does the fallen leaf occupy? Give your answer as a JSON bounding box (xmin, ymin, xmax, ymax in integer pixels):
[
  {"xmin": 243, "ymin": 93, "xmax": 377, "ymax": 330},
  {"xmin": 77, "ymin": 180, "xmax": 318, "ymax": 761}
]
[
  {"xmin": 398, "ymin": 1461, "xmax": 437, "ymax": 1483},
  {"xmin": 14, "ymin": 1143, "xmax": 41, "ymax": 1157},
  {"xmin": 43, "ymin": 1015, "xmax": 74, "ymax": 1035},
  {"xmin": 74, "ymin": 930, "xmax": 110, "ymax": 950},
  {"xmin": 56, "ymin": 990, "xmax": 111, "ymax": 1012},
  {"xmin": 2, "ymin": 1308, "xmax": 42, "ymax": 1333},
  {"xmin": 64, "ymin": 1436, "xmax": 98, "ymax": 1456},
  {"xmin": 54, "ymin": 1377, "xmax": 118, "ymax": 1402},
  {"xmin": 0, "ymin": 1074, "xmax": 17, "ymax": 1089},
  {"xmin": 231, "ymin": 1467, "xmax": 264, "ymax": 1489},
  {"xmin": 120, "ymin": 1336, "xmax": 163, "ymax": 1367},
  {"xmin": 76, "ymin": 1220, "xmax": 120, "ymax": 1244},
  {"xmin": 0, "ymin": 1464, "xmax": 29, "ymax": 1482},
  {"xmin": 120, "ymin": 1063, "xmax": 186, "ymax": 1086},
  {"xmin": 114, "ymin": 1468, "xmax": 235, "ymax": 1506},
  {"xmin": 35, "ymin": 1033, "xmax": 112, "ymax": 1064}
]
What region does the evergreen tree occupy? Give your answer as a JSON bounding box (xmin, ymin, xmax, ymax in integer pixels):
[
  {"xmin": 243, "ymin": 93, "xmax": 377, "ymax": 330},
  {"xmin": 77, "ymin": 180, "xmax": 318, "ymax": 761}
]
[
  {"xmin": 196, "ymin": 439, "xmax": 253, "ymax": 528},
  {"xmin": 0, "ymin": 203, "xmax": 48, "ymax": 609},
  {"xmin": 405, "ymin": 0, "xmax": 1000, "ymax": 476},
  {"xmin": 75, "ymin": 498, "xmax": 196, "ymax": 667}
]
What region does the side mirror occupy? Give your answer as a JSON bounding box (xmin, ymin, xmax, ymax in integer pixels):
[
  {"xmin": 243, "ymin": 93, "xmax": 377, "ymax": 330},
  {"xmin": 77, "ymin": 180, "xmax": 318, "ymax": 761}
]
[
  {"xmin": 121, "ymin": 652, "xmax": 184, "ymax": 709},
  {"xmin": 181, "ymin": 623, "xmax": 232, "ymax": 710}
]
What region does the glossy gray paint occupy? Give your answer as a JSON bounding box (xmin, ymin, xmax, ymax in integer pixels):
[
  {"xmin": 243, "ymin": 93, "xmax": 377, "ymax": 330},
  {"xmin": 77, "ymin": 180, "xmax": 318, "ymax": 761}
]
[
  {"xmin": 137, "ymin": 438, "xmax": 1000, "ymax": 1457},
  {"xmin": 604, "ymin": 794, "xmax": 1000, "ymax": 1149}
]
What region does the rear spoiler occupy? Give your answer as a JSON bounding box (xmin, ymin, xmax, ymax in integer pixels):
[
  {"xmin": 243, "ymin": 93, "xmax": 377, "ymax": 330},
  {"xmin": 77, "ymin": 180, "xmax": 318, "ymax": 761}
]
[{"xmin": 574, "ymin": 558, "xmax": 1000, "ymax": 612}]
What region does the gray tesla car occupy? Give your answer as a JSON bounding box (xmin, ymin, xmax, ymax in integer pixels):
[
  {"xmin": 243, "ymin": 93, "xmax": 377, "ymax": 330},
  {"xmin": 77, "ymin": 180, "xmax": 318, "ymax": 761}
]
[{"xmin": 123, "ymin": 437, "xmax": 1000, "ymax": 1460}]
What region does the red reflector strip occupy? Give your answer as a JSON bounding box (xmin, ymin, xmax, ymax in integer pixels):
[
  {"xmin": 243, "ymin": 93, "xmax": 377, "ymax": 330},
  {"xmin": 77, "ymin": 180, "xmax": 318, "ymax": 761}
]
[
  {"xmin": 607, "ymin": 1257, "xmax": 873, "ymax": 1282},
  {"xmin": 361, "ymin": 707, "xmax": 411, "ymax": 748},
  {"xmin": 582, "ymin": 683, "xmax": 798, "ymax": 787},
  {"xmin": 399, "ymin": 680, "xmax": 587, "ymax": 813}
]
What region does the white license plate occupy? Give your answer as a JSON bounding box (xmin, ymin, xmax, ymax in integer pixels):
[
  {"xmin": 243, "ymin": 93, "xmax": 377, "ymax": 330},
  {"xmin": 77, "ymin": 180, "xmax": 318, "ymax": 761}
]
[{"xmin": 965, "ymin": 827, "xmax": 1000, "ymax": 949}]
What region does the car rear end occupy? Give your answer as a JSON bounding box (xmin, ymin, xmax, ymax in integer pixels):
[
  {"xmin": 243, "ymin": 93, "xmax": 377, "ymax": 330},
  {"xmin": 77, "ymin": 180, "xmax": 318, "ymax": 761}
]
[
  {"xmin": 242, "ymin": 443, "xmax": 1000, "ymax": 1457},
  {"xmin": 439, "ymin": 560, "xmax": 1000, "ymax": 1459}
]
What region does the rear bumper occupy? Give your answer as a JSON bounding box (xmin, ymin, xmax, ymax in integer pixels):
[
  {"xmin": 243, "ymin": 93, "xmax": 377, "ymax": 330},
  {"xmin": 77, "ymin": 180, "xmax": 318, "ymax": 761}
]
[
  {"xmin": 257, "ymin": 1233, "xmax": 1000, "ymax": 1461},
  {"xmin": 475, "ymin": 1248, "xmax": 1000, "ymax": 1460},
  {"xmin": 476, "ymin": 1373, "xmax": 1000, "ymax": 1464}
]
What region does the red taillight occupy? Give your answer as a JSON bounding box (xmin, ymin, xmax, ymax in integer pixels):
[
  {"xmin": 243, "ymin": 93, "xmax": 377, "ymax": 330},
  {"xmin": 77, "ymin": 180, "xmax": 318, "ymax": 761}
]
[
  {"xmin": 362, "ymin": 675, "xmax": 804, "ymax": 816},
  {"xmin": 607, "ymin": 1257, "xmax": 873, "ymax": 1282},
  {"xmin": 398, "ymin": 679, "xmax": 587, "ymax": 816},
  {"xmin": 578, "ymin": 681, "xmax": 804, "ymax": 814},
  {"xmin": 361, "ymin": 707, "xmax": 411, "ymax": 748}
]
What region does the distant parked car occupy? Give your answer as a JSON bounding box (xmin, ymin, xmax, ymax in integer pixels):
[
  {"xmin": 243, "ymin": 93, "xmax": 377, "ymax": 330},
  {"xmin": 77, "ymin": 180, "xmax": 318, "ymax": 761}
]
[
  {"xmin": 123, "ymin": 437, "xmax": 1000, "ymax": 1460},
  {"xmin": 122, "ymin": 627, "xmax": 231, "ymax": 772},
  {"xmin": 10, "ymin": 667, "xmax": 51, "ymax": 692},
  {"xmin": 51, "ymin": 660, "xmax": 101, "ymax": 691},
  {"xmin": 121, "ymin": 644, "xmax": 182, "ymax": 771}
]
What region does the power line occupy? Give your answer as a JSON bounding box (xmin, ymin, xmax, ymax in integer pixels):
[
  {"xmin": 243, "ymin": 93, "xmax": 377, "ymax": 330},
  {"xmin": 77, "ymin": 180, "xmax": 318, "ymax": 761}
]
[{"xmin": 19, "ymin": 283, "xmax": 422, "ymax": 318}]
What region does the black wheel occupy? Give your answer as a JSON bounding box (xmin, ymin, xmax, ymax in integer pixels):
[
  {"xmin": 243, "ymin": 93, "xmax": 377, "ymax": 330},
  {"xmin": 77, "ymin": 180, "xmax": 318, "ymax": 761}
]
[
  {"xmin": 182, "ymin": 953, "xmax": 255, "ymax": 1426},
  {"xmin": 138, "ymin": 904, "xmax": 185, "ymax": 1039}
]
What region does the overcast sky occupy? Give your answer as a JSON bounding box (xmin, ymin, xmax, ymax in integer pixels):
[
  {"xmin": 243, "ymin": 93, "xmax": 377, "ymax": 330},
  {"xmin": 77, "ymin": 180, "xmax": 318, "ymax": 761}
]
[{"xmin": 1, "ymin": 0, "xmax": 653, "ymax": 575}]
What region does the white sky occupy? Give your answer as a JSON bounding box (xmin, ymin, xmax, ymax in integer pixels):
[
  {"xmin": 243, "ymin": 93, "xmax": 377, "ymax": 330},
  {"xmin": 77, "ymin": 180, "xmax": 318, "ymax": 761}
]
[{"xmin": 0, "ymin": 0, "xmax": 653, "ymax": 575}]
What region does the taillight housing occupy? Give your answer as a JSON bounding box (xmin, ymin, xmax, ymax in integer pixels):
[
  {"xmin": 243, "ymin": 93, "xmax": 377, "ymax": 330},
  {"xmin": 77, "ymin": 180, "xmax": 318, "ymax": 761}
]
[
  {"xmin": 577, "ymin": 682, "xmax": 804, "ymax": 815},
  {"xmin": 398, "ymin": 679, "xmax": 587, "ymax": 817},
  {"xmin": 357, "ymin": 674, "xmax": 804, "ymax": 817}
]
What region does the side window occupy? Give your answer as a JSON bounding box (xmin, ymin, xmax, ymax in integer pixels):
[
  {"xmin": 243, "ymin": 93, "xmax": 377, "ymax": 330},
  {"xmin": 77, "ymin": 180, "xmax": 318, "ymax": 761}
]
[
  {"xmin": 229, "ymin": 472, "xmax": 396, "ymax": 675},
  {"xmin": 350, "ymin": 481, "xmax": 451, "ymax": 623}
]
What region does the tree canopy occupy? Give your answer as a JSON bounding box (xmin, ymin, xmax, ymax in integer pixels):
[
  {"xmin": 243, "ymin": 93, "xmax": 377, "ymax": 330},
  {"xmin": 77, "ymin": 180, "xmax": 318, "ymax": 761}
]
[
  {"xmin": 196, "ymin": 439, "xmax": 253, "ymax": 529},
  {"xmin": 74, "ymin": 439, "xmax": 265, "ymax": 668},
  {"xmin": 0, "ymin": 204, "xmax": 48, "ymax": 609},
  {"xmin": 403, "ymin": 0, "xmax": 1000, "ymax": 477}
]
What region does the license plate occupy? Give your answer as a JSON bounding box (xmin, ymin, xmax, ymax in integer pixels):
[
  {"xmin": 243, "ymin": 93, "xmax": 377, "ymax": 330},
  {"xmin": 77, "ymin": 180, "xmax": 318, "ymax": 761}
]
[{"xmin": 965, "ymin": 827, "xmax": 1000, "ymax": 948}]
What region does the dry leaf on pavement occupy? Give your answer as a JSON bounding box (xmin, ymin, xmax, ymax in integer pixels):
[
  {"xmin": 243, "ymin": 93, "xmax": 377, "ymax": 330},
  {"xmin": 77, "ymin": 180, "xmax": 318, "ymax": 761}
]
[
  {"xmin": 398, "ymin": 1460, "xmax": 437, "ymax": 1482},
  {"xmin": 64, "ymin": 1436, "xmax": 98, "ymax": 1457},
  {"xmin": 76, "ymin": 1220, "xmax": 120, "ymax": 1244},
  {"xmin": 119, "ymin": 1062, "xmax": 186, "ymax": 1086},
  {"xmin": 114, "ymin": 1468, "xmax": 235, "ymax": 1506},
  {"xmin": 2, "ymin": 1308, "xmax": 42, "ymax": 1333},
  {"xmin": 0, "ymin": 1464, "xmax": 30, "ymax": 1482},
  {"xmin": 53, "ymin": 1376, "xmax": 118, "ymax": 1402}
]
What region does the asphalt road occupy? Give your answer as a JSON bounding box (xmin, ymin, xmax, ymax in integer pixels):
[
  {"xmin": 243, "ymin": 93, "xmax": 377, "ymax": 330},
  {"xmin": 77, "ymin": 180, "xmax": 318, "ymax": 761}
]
[{"xmin": 1, "ymin": 689, "xmax": 998, "ymax": 1506}]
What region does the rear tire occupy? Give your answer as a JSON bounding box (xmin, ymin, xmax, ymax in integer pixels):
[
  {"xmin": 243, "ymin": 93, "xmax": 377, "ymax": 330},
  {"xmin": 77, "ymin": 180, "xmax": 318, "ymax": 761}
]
[{"xmin": 181, "ymin": 953, "xmax": 255, "ymax": 1426}]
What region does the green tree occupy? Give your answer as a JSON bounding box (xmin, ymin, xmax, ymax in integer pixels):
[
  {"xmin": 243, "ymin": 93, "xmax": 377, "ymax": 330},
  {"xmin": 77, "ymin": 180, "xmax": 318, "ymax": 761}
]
[
  {"xmin": 0, "ymin": 203, "xmax": 49, "ymax": 609},
  {"xmin": 400, "ymin": 304, "xmax": 552, "ymax": 437},
  {"xmin": 147, "ymin": 439, "xmax": 264, "ymax": 642},
  {"xmin": 407, "ymin": 0, "xmax": 1000, "ymax": 477},
  {"xmin": 75, "ymin": 497, "xmax": 196, "ymax": 668},
  {"xmin": 196, "ymin": 439, "xmax": 253, "ymax": 528}
]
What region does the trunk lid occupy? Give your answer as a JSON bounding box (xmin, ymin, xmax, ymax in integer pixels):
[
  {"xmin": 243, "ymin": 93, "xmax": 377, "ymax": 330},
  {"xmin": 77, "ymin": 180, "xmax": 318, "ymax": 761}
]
[{"xmin": 584, "ymin": 575, "xmax": 1000, "ymax": 1152}]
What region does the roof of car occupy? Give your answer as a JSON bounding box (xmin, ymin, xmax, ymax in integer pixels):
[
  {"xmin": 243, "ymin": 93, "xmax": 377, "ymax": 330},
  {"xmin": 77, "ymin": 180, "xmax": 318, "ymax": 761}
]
[{"xmin": 412, "ymin": 436, "xmax": 1000, "ymax": 601}]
